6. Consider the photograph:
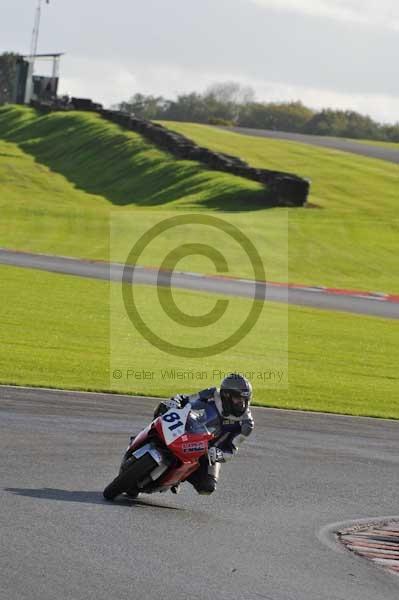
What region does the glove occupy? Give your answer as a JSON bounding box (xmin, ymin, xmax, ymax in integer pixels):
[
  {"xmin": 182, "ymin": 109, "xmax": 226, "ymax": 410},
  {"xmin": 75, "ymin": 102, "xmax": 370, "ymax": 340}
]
[
  {"xmin": 165, "ymin": 397, "xmax": 182, "ymax": 410},
  {"xmin": 153, "ymin": 396, "xmax": 185, "ymax": 418},
  {"xmin": 208, "ymin": 446, "xmax": 225, "ymax": 465},
  {"xmin": 173, "ymin": 394, "xmax": 189, "ymax": 406}
]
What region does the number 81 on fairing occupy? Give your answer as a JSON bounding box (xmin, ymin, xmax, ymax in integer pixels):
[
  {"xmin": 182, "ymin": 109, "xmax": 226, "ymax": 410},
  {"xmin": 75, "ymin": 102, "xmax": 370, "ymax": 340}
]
[
  {"xmin": 163, "ymin": 412, "xmax": 183, "ymax": 431},
  {"xmin": 160, "ymin": 405, "xmax": 191, "ymax": 445}
]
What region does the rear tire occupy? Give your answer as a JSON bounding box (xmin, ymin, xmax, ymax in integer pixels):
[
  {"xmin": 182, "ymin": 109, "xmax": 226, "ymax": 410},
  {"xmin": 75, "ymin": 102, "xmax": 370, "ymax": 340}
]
[{"xmin": 103, "ymin": 453, "xmax": 157, "ymax": 501}]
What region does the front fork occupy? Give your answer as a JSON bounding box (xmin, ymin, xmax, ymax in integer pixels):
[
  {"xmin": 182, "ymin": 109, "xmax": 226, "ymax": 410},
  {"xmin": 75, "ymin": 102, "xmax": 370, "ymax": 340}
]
[{"xmin": 119, "ymin": 436, "xmax": 137, "ymax": 473}]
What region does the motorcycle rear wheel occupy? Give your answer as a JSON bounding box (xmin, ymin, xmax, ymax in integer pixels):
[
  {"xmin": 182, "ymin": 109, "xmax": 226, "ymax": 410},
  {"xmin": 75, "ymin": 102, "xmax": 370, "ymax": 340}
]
[{"xmin": 103, "ymin": 453, "xmax": 158, "ymax": 500}]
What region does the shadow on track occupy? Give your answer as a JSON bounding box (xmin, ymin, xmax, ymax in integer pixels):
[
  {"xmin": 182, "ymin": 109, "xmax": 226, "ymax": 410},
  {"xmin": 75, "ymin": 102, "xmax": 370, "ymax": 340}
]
[{"xmin": 4, "ymin": 487, "xmax": 184, "ymax": 511}]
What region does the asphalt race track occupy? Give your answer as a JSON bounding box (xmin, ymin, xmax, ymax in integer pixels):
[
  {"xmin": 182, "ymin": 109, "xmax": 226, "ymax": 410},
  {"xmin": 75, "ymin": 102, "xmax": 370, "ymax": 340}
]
[
  {"xmin": 224, "ymin": 127, "xmax": 399, "ymax": 164},
  {"xmin": 1, "ymin": 248, "xmax": 398, "ymax": 319},
  {"xmin": 2, "ymin": 385, "xmax": 399, "ymax": 600}
]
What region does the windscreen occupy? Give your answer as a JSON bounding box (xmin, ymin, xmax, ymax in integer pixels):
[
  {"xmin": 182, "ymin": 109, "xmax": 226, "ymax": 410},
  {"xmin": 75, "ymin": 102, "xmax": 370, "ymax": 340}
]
[{"xmin": 185, "ymin": 400, "xmax": 221, "ymax": 436}]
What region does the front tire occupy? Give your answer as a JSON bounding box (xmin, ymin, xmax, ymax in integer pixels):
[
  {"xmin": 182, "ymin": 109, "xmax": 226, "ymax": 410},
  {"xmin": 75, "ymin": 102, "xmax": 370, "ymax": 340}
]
[{"xmin": 103, "ymin": 453, "xmax": 157, "ymax": 501}]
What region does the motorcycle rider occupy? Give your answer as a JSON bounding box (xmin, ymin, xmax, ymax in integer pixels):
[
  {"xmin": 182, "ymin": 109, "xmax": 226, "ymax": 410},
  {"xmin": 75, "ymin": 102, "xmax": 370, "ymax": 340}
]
[{"xmin": 153, "ymin": 373, "xmax": 254, "ymax": 495}]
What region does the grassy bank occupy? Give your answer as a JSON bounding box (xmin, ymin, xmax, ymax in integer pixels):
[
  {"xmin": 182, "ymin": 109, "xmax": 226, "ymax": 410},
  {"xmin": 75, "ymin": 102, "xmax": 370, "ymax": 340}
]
[
  {"xmin": 158, "ymin": 121, "xmax": 399, "ymax": 213},
  {"xmin": 0, "ymin": 106, "xmax": 397, "ymax": 292},
  {"xmin": 0, "ymin": 105, "xmax": 264, "ymax": 209},
  {"xmin": 1, "ymin": 265, "xmax": 397, "ymax": 419}
]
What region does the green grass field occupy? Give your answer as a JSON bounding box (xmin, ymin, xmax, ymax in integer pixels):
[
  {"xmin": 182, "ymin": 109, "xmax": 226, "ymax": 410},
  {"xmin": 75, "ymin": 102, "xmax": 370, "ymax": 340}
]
[
  {"xmin": 1, "ymin": 105, "xmax": 398, "ymax": 292},
  {"xmin": 1, "ymin": 265, "xmax": 398, "ymax": 418},
  {"xmin": 1, "ymin": 106, "xmax": 398, "ymax": 419},
  {"xmin": 158, "ymin": 121, "xmax": 399, "ymax": 212}
]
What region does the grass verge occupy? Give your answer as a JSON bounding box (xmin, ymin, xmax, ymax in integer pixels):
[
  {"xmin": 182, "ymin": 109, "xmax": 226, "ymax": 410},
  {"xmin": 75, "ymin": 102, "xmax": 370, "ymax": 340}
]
[{"xmin": 1, "ymin": 265, "xmax": 398, "ymax": 419}]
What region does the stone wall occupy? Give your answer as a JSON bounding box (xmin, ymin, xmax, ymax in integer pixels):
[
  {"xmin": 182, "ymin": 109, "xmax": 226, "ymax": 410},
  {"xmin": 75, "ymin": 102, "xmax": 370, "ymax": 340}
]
[{"xmin": 31, "ymin": 97, "xmax": 311, "ymax": 207}]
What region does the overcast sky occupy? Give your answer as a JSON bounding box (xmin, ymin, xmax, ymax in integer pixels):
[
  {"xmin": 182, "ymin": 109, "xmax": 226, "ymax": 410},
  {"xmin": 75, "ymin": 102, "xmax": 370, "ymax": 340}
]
[{"xmin": 2, "ymin": 0, "xmax": 399, "ymax": 123}]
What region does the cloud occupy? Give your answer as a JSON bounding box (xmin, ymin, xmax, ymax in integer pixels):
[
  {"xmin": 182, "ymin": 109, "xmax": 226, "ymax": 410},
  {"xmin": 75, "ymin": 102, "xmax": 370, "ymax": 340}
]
[
  {"xmin": 249, "ymin": 0, "xmax": 399, "ymax": 30},
  {"xmin": 59, "ymin": 57, "xmax": 138, "ymax": 107}
]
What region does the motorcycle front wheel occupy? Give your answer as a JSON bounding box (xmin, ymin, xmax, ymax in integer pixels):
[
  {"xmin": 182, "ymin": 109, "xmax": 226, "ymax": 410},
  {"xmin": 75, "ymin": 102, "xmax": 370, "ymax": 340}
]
[{"xmin": 103, "ymin": 453, "xmax": 158, "ymax": 500}]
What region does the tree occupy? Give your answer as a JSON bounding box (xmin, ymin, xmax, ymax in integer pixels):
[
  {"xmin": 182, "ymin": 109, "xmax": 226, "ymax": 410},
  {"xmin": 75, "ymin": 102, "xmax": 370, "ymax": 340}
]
[
  {"xmin": 304, "ymin": 109, "xmax": 385, "ymax": 139},
  {"xmin": 0, "ymin": 52, "xmax": 20, "ymax": 104},
  {"xmin": 304, "ymin": 109, "xmax": 348, "ymax": 136},
  {"xmin": 117, "ymin": 93, "xmax": 169, "ymax": 119},
  {"xmin": 342, "ymin": 111, "xmax": 382, "ymax": 140},
  {"xmin": 204, "ymin": 81, "xmax": 255, "ymax": 122},
  {"xmin": 382, "ymin": 123, "xmax": 399, "ymax": 143},
  {"xmin": 205, "ymin": 81, "xmax": 255, "ymax": 106},
  {"xmin": 162, "ymin": 93, "xmax": 209, "ymax": 122},
  {"xmin": 239, "ymin": 101, "xmax": 314, "ymax": 132}
]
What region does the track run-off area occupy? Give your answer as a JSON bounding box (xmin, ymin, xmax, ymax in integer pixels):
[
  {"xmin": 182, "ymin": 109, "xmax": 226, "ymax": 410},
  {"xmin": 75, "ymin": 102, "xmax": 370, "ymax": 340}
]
[
  {"xmin": 2, "ymin": 385, "xmax": 399, "ymax": 600},
  {"xmin": 0, "ymin": 248, "xmax": 398, "ymax": 319}
]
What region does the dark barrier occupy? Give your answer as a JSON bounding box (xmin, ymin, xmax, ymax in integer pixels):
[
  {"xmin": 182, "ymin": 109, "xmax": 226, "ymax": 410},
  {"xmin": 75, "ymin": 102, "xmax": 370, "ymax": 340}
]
[
  {"xmin": 70, "ymin": 97, "xmax": 103, "ymax": 112},
  {"xmin": 30, "ymin": 99, "xmax": 311, "ymax": 206},
  {"xmin": 100, "ymin": 109, "xmax": 311, "ymax": 206}
]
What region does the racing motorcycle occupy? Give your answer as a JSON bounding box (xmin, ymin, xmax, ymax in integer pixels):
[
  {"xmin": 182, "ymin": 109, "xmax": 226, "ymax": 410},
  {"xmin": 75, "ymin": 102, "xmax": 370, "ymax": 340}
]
[{"xmin": 103, "ymin": 400, "xmax": 222, "ymax": 500}]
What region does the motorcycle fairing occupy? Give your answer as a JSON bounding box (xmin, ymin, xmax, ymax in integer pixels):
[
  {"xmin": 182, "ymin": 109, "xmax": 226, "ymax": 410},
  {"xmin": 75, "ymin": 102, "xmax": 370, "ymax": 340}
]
[{"xmin": 121, "ymin": 402, "xmax": 219, "ymax": 492}]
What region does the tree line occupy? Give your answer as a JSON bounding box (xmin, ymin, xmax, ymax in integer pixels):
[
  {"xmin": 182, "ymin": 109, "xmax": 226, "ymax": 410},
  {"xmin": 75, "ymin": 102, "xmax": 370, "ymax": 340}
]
[{"xmin": 116, "ymin": 82, "xmax": 399, "ymax": 143}]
